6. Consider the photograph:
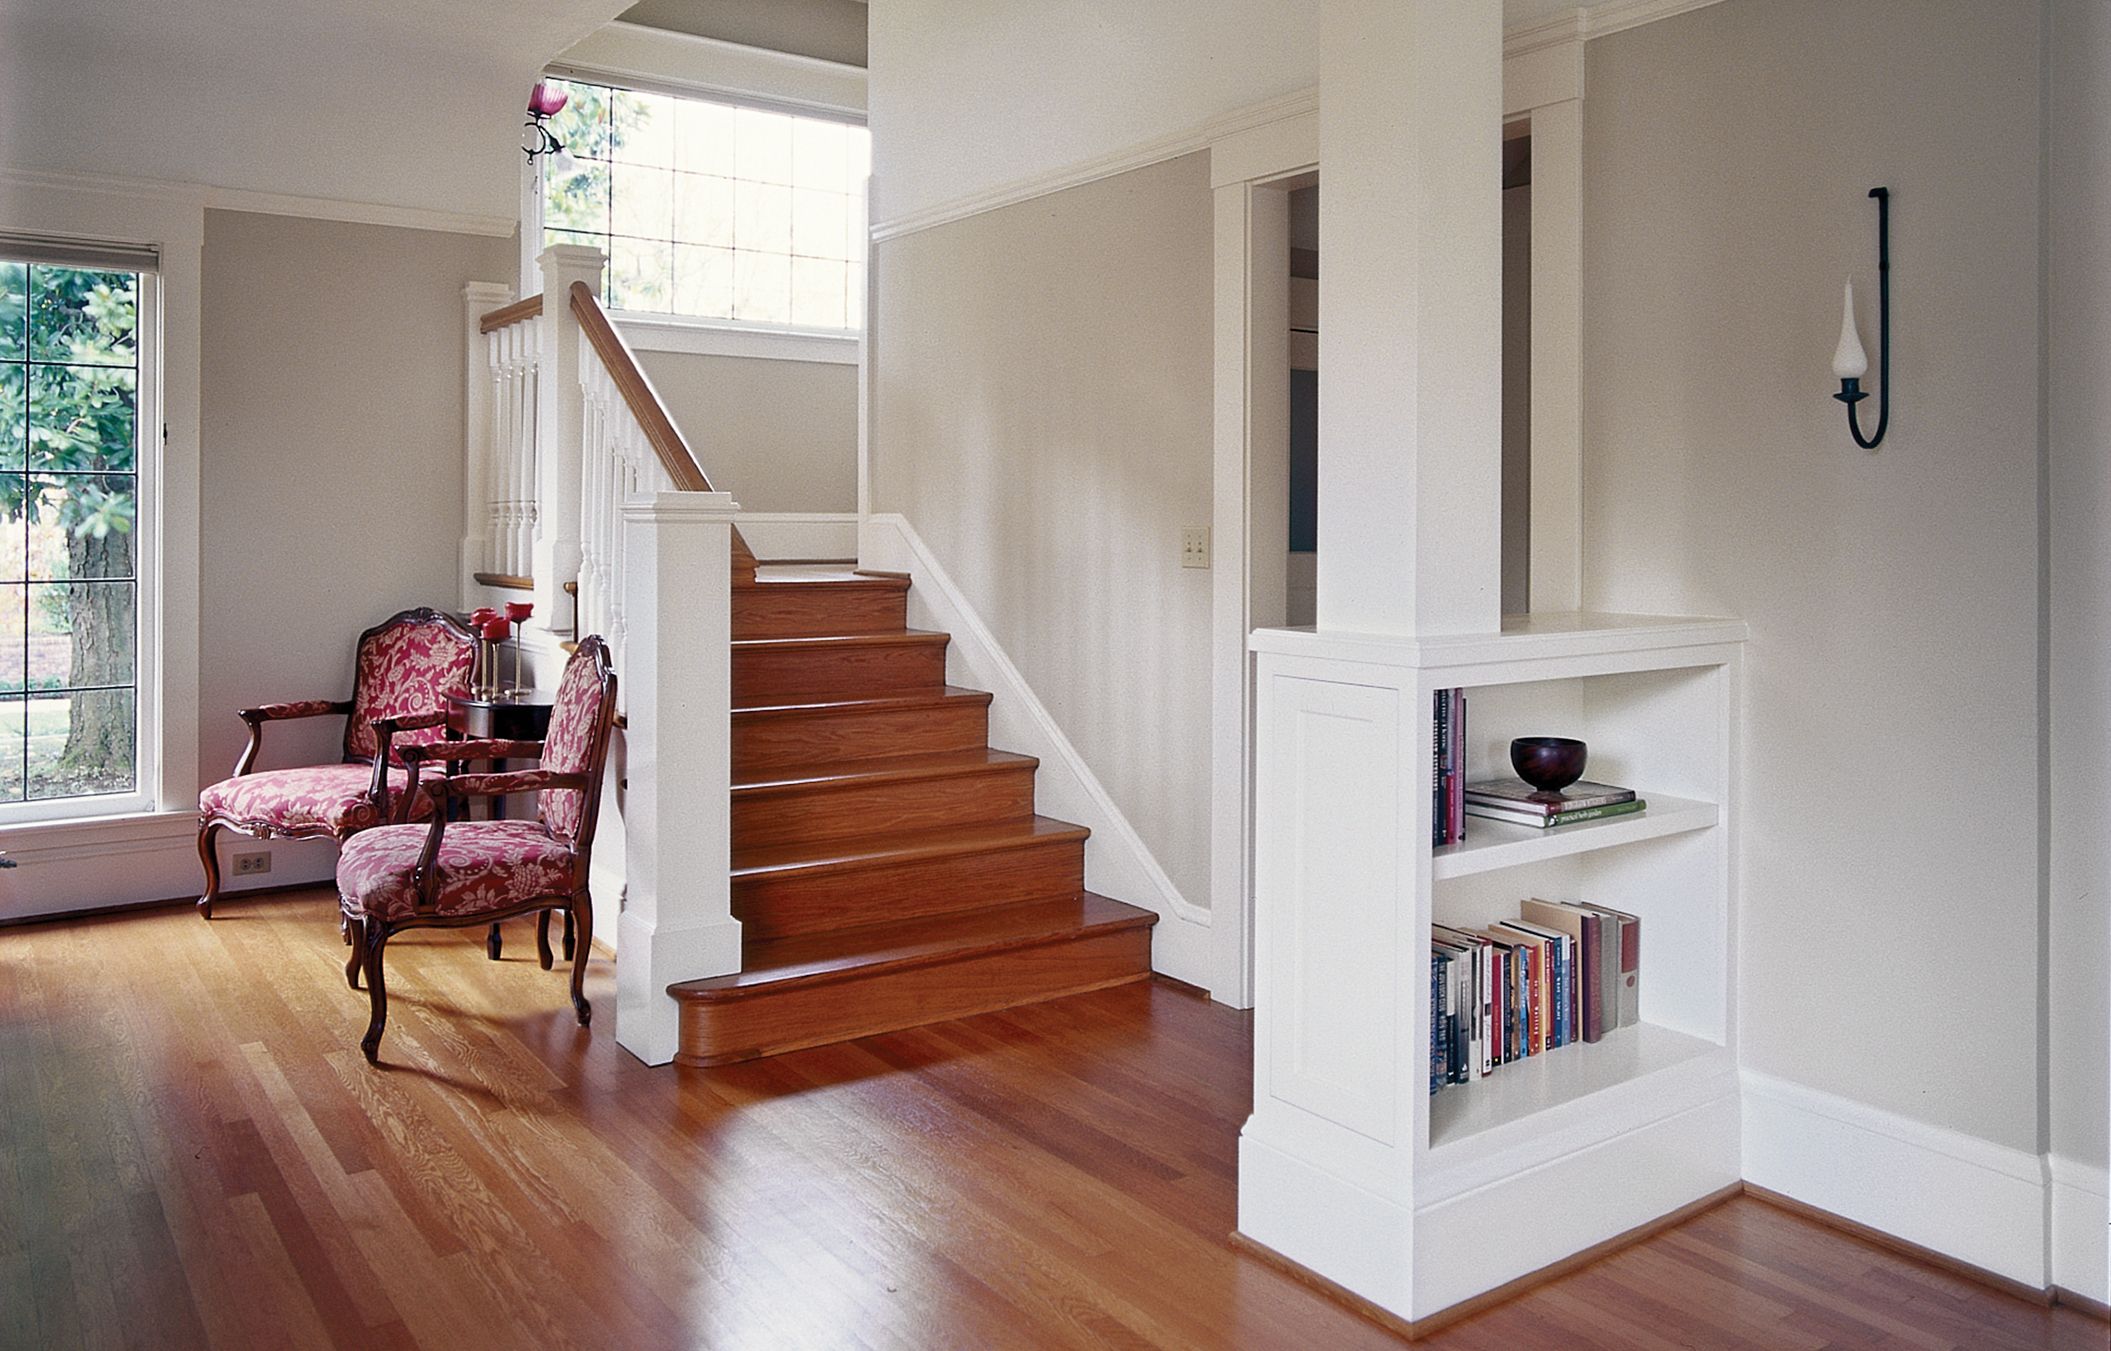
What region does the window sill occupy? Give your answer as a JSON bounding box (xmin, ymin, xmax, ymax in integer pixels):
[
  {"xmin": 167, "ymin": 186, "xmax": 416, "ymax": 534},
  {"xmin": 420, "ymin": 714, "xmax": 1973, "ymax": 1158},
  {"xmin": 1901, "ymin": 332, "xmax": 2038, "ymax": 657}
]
[
  {"xmin": 612, "ymin": 314, "xmax": 860, "ymax": 366},
  {"xmin": 0, "ymin": 806, "xmax": 195, "ymax": 856}
]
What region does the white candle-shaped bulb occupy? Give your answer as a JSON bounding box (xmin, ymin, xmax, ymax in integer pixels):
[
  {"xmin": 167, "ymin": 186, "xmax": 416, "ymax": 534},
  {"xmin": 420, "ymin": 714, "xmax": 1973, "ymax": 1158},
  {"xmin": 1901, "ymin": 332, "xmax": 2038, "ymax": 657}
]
[{"xmin": 1832, "ymin": 277, "xmax": 1869, "ymax": 380}]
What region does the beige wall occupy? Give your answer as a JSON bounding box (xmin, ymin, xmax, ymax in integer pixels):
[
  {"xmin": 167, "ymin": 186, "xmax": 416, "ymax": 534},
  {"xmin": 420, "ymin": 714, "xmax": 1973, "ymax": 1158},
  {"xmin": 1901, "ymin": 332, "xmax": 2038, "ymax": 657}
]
[
  {"xmin": 1581, "ymin": 1, "xmax": 2044, "ymax": 1148},
  {"xmin": 2047, "ymin": 0, "xmax": 2110, "ymax": 1179},
  {"xmin": 635, "ymin": 350, "xmax": 858, "ymax": 515},
  {"xmin": 198, "ymin": 210, "xmax": 511, "ymax": 780},
  {"xmin": 873, "ymin": 152, "xmax": 1215, "ymax": 909},
  {"xmin": 868, "ymin": 0, "xmax": 1311, "ymax": 225}
]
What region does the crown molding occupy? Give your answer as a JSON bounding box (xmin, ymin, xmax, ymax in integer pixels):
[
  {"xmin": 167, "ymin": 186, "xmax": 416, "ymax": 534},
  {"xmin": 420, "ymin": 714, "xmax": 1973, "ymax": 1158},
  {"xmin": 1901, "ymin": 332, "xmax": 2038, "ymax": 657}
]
[
  {"xmin": 871, "ymin": 87, "xmax": 1318, "ymax": 244},
  {"xmin": 1505, "ymin": 0, "xmax": 1732, "ymax": 55},
  {"xmin": 0, "ymin": 165, "xmax": 515, "ymax": 237}
]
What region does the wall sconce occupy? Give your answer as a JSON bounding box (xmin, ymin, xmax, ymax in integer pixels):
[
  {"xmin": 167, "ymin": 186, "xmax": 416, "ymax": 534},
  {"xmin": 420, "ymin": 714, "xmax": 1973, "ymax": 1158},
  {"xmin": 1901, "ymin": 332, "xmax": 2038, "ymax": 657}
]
[
  {"xmin": 1831, "ymin": 186, "xmax": 1890, "ymax": 449},
  {"xmin": 524, "ymin": 81, "xmax": 570, "ymax": 164}
]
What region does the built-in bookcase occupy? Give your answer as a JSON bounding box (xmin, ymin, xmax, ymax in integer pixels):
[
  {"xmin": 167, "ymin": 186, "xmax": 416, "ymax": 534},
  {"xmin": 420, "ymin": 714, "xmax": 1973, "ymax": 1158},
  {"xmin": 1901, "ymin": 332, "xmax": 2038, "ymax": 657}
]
[{"xmin": 1240, "ymin": 612, "xmax": 1744, "ymax": 1323}]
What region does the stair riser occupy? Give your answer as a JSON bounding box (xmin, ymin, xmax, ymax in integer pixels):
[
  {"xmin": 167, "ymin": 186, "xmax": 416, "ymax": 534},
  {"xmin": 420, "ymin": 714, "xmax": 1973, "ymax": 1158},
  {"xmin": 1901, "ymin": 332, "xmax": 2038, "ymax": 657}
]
[
  {"xmin": 734, "ymin": 838, "xmax": 1085, "ymax": 939},
  {"xmin": 733, "ymin": 586, "xmax": 909, "ymax": 640},
  {"xmin": 734, "ymin": 765, "xmax": 1037, "ymax": 850},
  {"xmin": 732, "ymin": 700, "xmax": 990, "ymax": 773},
  {"xmin": 674, "ymin": 926, "xmax": 1153, "ymax": 1066},
  {"xmin": 734, "ymin": 641, "xmax": 948, "ymax": 703}
]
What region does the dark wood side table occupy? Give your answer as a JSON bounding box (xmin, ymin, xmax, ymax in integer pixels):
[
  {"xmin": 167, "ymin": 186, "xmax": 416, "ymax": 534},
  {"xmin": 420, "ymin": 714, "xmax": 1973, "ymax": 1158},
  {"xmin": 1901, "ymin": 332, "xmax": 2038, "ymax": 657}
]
[{"xmin": 445, "ymin": 691, "xmax": 556, "ymax": 962}]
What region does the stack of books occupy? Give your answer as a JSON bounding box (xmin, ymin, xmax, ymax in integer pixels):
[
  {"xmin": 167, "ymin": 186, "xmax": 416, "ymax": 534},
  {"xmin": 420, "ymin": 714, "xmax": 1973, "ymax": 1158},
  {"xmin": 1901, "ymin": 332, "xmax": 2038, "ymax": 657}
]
[
  {"xmin": 1430, "ymin": 898, "xmax": 1641, "ymax": 1094},
  {"xmin": 1463, "ymin": 777, "xmax": 1644, "ymax": 830},
  {"xmin": 1433, "ymin": 688, "xmax": 1466, "ymax": 846}
]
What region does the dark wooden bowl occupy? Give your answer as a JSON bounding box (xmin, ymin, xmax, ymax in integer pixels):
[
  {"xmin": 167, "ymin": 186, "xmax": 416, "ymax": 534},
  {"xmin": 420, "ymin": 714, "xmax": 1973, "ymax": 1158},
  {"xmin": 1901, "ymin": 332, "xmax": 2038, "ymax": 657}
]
[{"xmin": 1511, "ymin": 736, "xmax": 1588, "ymax": 794}]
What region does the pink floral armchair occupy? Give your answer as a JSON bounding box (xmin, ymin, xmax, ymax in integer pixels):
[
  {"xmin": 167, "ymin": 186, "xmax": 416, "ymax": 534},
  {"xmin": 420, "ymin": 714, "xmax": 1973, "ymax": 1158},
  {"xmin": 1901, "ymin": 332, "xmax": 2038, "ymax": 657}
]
[
  {"xmin": 337, "ymin": 636, "xmax": 616, "ymax": 1064},
  {"xmin": 196, "ymin": 607, "xmax": 477, "ymax": 919}
]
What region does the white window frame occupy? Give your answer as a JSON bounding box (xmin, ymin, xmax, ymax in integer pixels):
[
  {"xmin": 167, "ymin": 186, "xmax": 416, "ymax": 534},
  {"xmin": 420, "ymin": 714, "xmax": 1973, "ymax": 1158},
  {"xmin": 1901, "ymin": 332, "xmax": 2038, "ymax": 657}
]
[
  {"xmin": 0, "ymin": 178, "xmax": 202, "ymax": 852},
  {"xmin": 528, "ymin": 22, "xmax": 869, "ymax": 365},
  {"xmin": 0, "ymin": 249, "xmax": 162, "ymax": 825}
]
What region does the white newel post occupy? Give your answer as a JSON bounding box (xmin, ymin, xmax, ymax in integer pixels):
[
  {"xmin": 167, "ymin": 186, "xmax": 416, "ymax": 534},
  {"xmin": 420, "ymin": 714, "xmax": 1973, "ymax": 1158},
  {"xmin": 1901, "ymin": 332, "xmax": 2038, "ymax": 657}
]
[
  {"xmin": 461, "ymin": 282, "xmax": 512, "ymax": 606},
  {"xmin": 532, "ymin": 244, "xmax": 607, "ymax": 635},
  {"xmin": 615, "ymin": 490, "xmax": 744, "ymax": 1065}
]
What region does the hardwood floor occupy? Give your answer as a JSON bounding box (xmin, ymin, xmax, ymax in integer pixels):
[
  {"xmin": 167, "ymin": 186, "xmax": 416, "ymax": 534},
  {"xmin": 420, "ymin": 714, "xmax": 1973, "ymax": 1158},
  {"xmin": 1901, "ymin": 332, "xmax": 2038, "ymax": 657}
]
[{"xmin": 3, "ymin": 890, "xmax": 2101, "ymax": 1350}]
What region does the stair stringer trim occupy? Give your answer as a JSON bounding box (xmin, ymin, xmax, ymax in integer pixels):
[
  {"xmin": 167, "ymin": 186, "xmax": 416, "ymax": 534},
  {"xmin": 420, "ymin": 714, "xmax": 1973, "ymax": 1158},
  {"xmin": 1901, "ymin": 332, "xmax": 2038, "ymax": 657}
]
[{"xmin": 857, "ymin": 513, "xmax": 1212, "ymax": 991}]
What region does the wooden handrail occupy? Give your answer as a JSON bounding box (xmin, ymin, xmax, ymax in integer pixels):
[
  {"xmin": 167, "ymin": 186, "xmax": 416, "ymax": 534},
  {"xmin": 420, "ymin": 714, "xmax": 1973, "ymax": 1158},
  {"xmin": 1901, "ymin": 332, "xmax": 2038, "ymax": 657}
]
[
  {"xmin": 479, "ymin": 293, "xmax": 544, "ymax": 333},
  {"xmin": 568, "ymin": 281, "xmax": 756, "ymax": 577}
]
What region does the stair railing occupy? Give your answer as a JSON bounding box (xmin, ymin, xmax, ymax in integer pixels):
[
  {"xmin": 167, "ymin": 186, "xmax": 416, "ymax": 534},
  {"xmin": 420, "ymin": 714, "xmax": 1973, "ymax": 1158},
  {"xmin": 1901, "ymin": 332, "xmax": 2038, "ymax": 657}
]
[
  {"xmin": 468, "ymin": 253, "xmax": 746, "ymax": 1066},
  {"xmin": 465, "ymin": 291, "xmax": 543, "ymax": 587}
]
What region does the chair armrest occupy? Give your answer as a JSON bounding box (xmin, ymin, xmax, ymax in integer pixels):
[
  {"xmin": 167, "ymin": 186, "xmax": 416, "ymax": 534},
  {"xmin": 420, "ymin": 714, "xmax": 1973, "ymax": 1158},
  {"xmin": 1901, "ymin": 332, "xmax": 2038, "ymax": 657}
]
[
  {"xmin": 400, "ymin": 738, "xmax": 543, "ymax": 765},
  {"xmin": 366, "ymin": 711, "xmax": 451, "ymax": 818},
  {"xmin": 439, "ymin": 769, "xmax": 589, "ymax": 799},
  {"xmin": 231, "ymin": 699, "xmax": 353, "ymax": 778},
  {"xmin": 239, "ymin": 699, "xmax": 353, "ymax": 724}
]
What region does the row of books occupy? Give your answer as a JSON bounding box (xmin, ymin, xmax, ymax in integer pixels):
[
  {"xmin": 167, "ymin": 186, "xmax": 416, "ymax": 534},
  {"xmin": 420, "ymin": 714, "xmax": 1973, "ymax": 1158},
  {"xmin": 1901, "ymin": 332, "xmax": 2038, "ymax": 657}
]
[
  {"xmin": 1464, "ymin": 777, "xmax": 1646, "ymax": 830},
  {"xmin": 1430, "ymin": 898, "xmax": 1642, "ymax": 1094},
  {"xmin": 1433, "ymin": 688, "xmax": 1466, "ymax": 845}
]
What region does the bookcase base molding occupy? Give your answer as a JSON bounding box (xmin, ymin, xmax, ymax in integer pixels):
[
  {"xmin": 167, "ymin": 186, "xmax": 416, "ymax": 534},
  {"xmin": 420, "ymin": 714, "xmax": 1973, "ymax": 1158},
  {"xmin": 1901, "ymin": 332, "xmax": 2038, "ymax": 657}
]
[{"xmin": 1237, "ymin": 613, "xmax": 1745, "ymax": 1325}]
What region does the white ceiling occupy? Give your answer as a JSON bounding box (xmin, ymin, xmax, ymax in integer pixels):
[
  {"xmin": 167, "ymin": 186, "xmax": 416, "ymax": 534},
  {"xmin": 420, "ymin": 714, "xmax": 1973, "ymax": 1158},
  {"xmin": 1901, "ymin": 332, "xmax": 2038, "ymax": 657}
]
[{"xmin": 0, "ymin": 0, "xmax": 628, "ymax": 221}]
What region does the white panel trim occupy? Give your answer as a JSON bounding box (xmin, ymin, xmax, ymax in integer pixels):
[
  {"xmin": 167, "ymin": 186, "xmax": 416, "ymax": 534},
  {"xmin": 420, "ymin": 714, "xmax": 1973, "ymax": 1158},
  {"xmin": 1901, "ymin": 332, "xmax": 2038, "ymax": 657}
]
[
  {"xmin": 858, "ymin": 515, "xmax": 1211, "ymax": 987},
  {"xmin": 1579, "ymin": 0, "xmax": 1733, "ymax": 42},
  {"xmin": 872, "ymin": 89, "xmax": 1319, "ymax": 243},
  {"xmin": 2050, "ymin": 1155, "xmax": 2111, "ymax": 1304},
  {"xmin": 0, "ymin": 166, "xmax": 515, "ymax": 237},
  {"xmin": 1741, "ymin": 1069, "xmax": 2051, "ymax": 1288},
  {"xmin": 617, "ymin": 315, "xmax": 859, "ymax": 364},
  {"xmin": 550, "ymin": 21, "xmax": 867, "ymax": 119}
]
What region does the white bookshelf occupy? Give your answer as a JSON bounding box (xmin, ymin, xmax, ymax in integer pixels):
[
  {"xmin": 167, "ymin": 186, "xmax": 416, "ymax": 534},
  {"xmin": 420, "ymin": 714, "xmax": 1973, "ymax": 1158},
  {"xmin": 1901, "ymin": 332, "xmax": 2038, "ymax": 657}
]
[{"xmin": 1239, "ymin": 612, "xmax": 1744, "ymax": 1324}]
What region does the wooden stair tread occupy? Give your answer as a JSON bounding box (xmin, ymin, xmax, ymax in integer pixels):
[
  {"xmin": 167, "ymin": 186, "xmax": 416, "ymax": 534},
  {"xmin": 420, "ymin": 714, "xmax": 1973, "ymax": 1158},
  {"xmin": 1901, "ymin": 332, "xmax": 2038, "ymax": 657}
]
[
  {"xmin": 670, "ymin": 893, "xmax": 1155, "ymax": 1000},
  {"xmin": 748, "ymin": 567, "xmax": 912, "ymax": 590},
  {"xmin": 734, "ymin": 748, "xmax": 1036, "ymax": 796},
  {"xmin": 733, "ymin": 814, "xmax": 1089, "ymax": 879},
  {"xmin": 732, "ymin": 685, "xmax": 992, "ymax": 721},
  {"xmin": 733, "ymin": 630, "xmax": 947, "ymax": 651}
]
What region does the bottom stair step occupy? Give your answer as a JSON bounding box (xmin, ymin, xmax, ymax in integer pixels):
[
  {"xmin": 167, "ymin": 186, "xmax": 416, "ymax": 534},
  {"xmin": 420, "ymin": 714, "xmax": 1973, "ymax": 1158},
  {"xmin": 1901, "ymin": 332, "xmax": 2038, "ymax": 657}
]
[{"xmin": 668, "ymin": 894, "xmax": 1157, "ymax": 1067}]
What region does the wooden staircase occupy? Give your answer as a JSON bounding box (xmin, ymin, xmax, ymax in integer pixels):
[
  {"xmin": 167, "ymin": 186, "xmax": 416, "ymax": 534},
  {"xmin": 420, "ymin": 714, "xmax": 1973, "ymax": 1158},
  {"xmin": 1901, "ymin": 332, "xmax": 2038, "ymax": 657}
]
[{"xmin": 668, "ymin": 567, "xmax": 1157, "ymax": 1066}]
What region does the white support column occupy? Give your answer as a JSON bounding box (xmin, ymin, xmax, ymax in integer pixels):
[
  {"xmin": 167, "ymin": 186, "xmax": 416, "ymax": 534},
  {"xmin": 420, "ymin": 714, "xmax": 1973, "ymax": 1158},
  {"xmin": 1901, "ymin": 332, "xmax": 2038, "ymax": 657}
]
[
  {"xmin": 461, "ymin": 282, "xmax": 511, "ymax": 607},
  {"xmin": 615, "ymin": 490, "xmax": 744, "ymax": 1066},
  {"xmin": 1526, "ymin": 97, "xmax": 1585, "ymax": 613},
  {"xmin": 533, "ymin": 244, "xmax": 607, "ymax": 634},
  {"xmin": 1315, "ymin": 0, "xmax": 1504, "ymax": 638}
]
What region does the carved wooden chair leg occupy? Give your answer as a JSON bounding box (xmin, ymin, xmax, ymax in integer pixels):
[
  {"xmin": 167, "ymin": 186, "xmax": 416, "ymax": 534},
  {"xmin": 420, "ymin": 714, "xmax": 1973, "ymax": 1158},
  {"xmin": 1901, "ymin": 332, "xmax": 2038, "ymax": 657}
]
[
  {"xmin": 568, "ymin": 895, "xmax": 593, "ymax": 1026},
  {"xmin": 196, "ymin": 822, "xmax": 222, "ymax": 920},
  {"xmin": 360, "ymin": 917, "xmax": 391, "ymax": 1064},
  {"xmin": 536, "ymin": 910, "xmax": 555, "ymax": 971},
  {"xmin": 562, "ymin": 910, "xmax": 575, "ymax": 962},
  {"xmin": 486, "ymin": 922, "xmax": 503, "ymax": 961},
  {"xmin": 345, "ymin": 920, "xmax": 366, "ymax": 990}
]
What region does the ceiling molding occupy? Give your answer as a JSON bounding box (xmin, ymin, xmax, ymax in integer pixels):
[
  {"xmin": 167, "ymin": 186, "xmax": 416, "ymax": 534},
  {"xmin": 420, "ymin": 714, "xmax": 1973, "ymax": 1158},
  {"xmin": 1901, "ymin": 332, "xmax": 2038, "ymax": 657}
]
[
  {"xmin": 1505, "ymin": 0, "xmax": 1732, "ymax": 55},
  {"xmin": 872, "ymin": 88, "xmax": 1318, "ymax": 244},
  {"xmin": 0, "ymin": 166, "xmax": 516, "ymax": 238}
]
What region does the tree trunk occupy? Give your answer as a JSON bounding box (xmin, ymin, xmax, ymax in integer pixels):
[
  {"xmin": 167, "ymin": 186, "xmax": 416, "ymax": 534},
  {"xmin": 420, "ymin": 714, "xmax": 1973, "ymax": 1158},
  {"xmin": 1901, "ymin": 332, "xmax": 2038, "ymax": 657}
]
[{"xmin": 56, "ymin": 524, "xmax": 133, "ymax": 791}]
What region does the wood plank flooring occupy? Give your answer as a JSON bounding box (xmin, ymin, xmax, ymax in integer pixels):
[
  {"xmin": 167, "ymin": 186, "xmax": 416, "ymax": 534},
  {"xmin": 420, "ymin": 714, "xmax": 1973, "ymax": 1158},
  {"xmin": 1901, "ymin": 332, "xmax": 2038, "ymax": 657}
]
[{"xmin": 2, "ymin": 889, "xmax": 2101, "ymax": 1350}]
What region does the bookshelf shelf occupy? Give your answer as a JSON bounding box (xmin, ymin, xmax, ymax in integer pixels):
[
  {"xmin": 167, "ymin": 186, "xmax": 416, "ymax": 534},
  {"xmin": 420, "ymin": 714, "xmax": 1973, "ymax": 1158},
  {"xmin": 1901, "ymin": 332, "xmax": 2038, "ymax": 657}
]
[
  {"xmin": 1242, "ymin": 613, "xmax": 1745, "ymax": 1323},
  {"xmin": 1431, "ymin": 793, "xmax": 1718, "ymax": 880},
  {"xmin": 1425, "ymin": 1022, "xmax": 1728, "ymax": 1153}
]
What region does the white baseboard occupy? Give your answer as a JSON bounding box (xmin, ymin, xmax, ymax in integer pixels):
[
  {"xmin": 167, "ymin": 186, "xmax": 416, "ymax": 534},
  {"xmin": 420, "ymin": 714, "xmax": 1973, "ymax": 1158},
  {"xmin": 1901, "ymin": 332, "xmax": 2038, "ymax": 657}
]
[
  {"xmin": 0, "ymin": 810, "xmax": 335, "ymax": 923},
  {"xmin": 2050, "ymin": 1154, "xmax": 2110, "ymax": 1306},
  {"xmin": 1741, "ymin": 1068, "xmax": 2055, "ymax": 1290},
  {"xmin": 859, "ymin": 513, "xmax": 1212, "ymax": 990}
]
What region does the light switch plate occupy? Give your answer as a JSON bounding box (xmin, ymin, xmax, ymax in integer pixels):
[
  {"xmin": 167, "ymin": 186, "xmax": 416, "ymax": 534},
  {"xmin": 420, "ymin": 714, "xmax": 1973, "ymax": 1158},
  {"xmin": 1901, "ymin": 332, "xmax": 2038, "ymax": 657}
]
[{"xmin": 1182, "ymin": 527, "xmax": 1211, "ymax": 569}]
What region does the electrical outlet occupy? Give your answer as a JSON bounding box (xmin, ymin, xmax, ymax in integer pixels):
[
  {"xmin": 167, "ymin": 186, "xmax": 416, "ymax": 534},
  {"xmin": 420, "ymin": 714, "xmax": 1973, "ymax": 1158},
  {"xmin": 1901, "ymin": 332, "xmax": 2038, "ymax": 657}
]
[
  {"xmin": 1181, "ymin": 526, "xmax": 1211, "ymax": 570},
  {"xmin": 233, "ymin": 850, "xmax": 272, "ymax": 877}
]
